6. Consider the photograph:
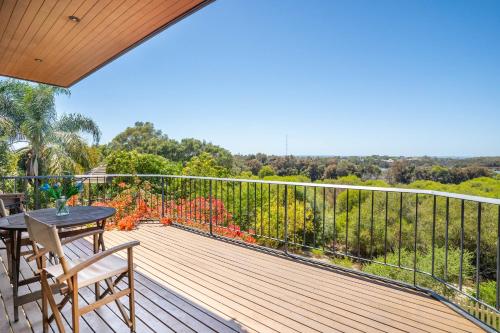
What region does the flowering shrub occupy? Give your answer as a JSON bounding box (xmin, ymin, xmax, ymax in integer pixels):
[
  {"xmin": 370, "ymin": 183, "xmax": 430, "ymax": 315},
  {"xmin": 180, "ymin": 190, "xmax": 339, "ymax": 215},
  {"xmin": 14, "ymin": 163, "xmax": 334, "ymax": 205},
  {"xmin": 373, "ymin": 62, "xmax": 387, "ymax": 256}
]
[
  {"xmin": 88, "ymin": 182, "xmax": 256, "ymax": 244},
  {"xmin": 162, "ymin": 197, "xmax": 256, "ymax": 244},
  {"xmin": 92, "ymin": 187, "xmax": 160, "ymax": 230}
]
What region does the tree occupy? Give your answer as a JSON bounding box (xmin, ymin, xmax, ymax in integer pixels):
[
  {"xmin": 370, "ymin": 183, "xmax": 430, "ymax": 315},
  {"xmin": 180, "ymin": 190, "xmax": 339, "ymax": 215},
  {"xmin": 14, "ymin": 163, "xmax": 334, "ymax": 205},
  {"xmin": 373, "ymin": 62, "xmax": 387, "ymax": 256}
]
[
  {"xmin": 182, "ymin": 152, "xmax": 229, "ymax": 177},
  {"xmin": 246, "ymin": 159, "xmax": 262, "ymax": 175},
  {"xmin": 336, "ymin": 160, "xmax": 359, "ymax": 178},
  {"xmin": 108, "ymin": 122, "xmax": 234, "ymax": 169},
  {"xmin": 387, "ymin": 160, "xmax": 415, "ymax": 184},
  {"xmin": 0, "ymin": 80, "xmax": 101, "ymax": 175},
  {"xmin": 106, "ymin": 150, "xmax": 180, "ymax": 175},
  {"xmin": 258, "ymin": 165, "xmax": 275, "ymax": 178},
  {"xmin": 323, "ymin": 163, "xmax": 338, "ymax": 179},
  {"xmin": 109, "ymin": 122, "xmax": 169, "ymax": 155}
]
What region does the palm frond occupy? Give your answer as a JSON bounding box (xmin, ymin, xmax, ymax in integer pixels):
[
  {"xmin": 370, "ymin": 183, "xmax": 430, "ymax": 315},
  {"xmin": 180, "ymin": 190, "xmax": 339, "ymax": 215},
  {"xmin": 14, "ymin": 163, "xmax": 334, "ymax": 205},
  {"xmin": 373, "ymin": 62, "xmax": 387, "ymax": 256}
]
[{"xmin": 55, "ymin": 113, "xmax": 101, "ymax": 144}]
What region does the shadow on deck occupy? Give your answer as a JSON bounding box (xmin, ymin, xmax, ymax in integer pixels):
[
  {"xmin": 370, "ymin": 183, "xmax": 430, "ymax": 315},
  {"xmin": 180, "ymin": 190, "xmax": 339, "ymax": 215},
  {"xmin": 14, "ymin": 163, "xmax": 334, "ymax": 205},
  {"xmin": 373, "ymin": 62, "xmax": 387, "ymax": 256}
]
[{"xmin": 1, "ymin": 223, "xmax": 485, "ymax": 332}]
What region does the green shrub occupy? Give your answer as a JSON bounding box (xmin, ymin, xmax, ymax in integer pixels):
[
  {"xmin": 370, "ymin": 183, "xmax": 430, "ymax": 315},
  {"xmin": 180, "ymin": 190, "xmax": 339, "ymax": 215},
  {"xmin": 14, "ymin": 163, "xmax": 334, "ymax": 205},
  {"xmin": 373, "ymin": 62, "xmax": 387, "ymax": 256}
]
[
  {"xmin": 470, "ymin": 280, "xmax": 497, "ymax": 307},
  {"xmin": 363, "ymin": 247, "xmax": 474, "ymax": 295}
]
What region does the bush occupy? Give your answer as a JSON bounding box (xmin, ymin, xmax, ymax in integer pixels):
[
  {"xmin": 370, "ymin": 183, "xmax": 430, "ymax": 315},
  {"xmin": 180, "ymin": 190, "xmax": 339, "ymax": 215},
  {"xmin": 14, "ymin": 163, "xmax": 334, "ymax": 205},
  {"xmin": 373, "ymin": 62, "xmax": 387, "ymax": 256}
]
[
  {"xmin": 258, "ymin": 165, "xmax": 275, "ymax": 178},
  {"xmin": 363, "ymin": 248, "xmax": 474, "ymax": 295},
  {"xmin": 471, "ymin": 280, "xmax": 497, "ymax": 307}
]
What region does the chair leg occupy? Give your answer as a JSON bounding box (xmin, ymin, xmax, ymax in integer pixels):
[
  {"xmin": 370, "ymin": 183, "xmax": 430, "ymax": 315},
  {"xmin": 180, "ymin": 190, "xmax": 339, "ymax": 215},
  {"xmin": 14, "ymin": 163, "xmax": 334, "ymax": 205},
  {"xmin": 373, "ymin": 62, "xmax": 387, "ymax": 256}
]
[
  {"xmin": 41, "ymin": 272, "xmax": 65, "ymax": 333},
  {"xmin": 128, "ymin": 249, "xmax": 135, "ymax": 332},
  {"xmin": 71, "ymin": 276, "xmax": 80, "ymax": 333},
  {"xmin": 41, "ymin": 271, "xmax": 49, "ymax": 333},
  {"xmin": 93, "ymin": 233, "xmax": 101, "ymax": 301}
]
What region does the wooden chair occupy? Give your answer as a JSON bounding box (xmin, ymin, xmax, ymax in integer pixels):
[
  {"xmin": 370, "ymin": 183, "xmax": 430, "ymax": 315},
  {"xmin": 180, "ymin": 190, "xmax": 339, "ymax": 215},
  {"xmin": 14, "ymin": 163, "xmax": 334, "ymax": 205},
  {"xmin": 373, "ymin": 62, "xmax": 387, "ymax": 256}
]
[{"xmin": 24, "ymin": 213, "xmax": 139, "ymax": 333}]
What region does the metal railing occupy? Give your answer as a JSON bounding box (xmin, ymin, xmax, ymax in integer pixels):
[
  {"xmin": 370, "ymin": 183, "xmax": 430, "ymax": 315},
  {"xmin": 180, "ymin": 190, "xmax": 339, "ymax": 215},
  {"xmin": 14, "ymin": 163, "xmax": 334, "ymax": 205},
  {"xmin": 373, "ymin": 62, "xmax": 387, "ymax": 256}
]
[{"xmin": 1, "ymin": 173, "xmax": 499, "ymax": 330}]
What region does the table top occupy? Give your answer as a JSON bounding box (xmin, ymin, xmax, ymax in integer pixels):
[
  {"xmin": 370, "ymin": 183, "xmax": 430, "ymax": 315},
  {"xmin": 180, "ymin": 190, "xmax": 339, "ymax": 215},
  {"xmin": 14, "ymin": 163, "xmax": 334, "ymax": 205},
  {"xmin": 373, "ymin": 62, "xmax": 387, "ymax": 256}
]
[{"xmin": 0, "ymin": 206, "xmax": 115, "ymax": 231}]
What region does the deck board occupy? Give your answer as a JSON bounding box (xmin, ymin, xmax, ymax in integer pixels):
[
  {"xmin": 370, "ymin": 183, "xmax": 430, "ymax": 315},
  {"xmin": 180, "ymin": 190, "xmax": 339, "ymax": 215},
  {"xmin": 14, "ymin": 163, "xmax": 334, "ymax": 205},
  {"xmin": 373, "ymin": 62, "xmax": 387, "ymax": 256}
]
[{"xmin": 0, "ymin": 223, "xmax": 486, "ymax": 333}]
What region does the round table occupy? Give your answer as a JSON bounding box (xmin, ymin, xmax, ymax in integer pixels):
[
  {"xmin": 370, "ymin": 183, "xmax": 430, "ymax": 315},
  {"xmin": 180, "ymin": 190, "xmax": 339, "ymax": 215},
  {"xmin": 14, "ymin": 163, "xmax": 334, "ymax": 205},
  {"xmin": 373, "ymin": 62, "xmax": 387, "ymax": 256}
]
[
  {"xmin": 0, "ymin": 206, "xmax": 115, "ymax": 230},
  {"xmin": 0, "ymin": 206, "xmax": 116, "ymax": 321}
]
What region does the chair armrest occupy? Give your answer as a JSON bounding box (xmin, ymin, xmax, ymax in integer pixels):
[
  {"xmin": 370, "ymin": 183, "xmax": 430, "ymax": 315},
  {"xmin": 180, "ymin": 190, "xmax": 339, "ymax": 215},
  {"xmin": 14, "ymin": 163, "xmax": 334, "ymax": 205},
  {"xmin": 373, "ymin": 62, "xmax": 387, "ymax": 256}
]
[
  {"xmin": 60, "ymin": 229, "xmax": 104, "ymax": 246},
  {"xmin": 56, "ymin": 240, "xmax": 140, "ymax": 283}
]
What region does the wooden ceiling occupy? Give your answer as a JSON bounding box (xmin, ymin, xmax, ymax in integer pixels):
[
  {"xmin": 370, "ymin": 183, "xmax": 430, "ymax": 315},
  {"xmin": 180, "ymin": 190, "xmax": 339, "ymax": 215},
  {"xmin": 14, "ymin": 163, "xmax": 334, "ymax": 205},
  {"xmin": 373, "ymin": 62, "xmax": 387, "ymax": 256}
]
[{"xmin": 0, "ymin": 0, "xmax": 212, "ymax": 87}]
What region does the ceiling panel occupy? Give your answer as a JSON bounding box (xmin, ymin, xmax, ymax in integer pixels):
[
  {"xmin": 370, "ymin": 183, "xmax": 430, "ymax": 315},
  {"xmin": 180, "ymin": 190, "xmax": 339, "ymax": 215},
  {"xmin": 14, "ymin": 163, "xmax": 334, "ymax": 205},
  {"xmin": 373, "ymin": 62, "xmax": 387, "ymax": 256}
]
[{"xmin": 0, "ymin": 0, "xmax": 212, "ymax": 87}]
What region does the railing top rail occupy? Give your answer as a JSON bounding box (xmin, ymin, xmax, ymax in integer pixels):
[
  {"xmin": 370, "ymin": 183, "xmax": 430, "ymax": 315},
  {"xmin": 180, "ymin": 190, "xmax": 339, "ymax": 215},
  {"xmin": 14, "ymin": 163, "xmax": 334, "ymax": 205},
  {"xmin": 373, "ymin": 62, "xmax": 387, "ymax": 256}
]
[{"xmin": 1, "ymin": 173, "xmax": 499, "ymax": 205}]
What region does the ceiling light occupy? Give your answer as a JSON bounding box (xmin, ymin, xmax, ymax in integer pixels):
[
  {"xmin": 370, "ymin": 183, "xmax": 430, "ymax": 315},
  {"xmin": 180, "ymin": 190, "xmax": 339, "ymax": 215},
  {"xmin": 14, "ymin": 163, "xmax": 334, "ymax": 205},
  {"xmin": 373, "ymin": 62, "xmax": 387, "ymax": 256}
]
[{"xmin": 68, "ymin": 15, "xmax": 81, "ymax": 23}]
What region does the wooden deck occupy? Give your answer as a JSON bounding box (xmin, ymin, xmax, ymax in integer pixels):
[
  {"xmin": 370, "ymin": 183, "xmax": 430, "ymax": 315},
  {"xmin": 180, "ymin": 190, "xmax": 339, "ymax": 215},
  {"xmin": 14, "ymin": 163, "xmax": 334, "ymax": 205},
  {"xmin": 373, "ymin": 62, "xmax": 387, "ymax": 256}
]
[{"xmin": 0, "ymin": 223, "xmax": 485, "ymax": 333}]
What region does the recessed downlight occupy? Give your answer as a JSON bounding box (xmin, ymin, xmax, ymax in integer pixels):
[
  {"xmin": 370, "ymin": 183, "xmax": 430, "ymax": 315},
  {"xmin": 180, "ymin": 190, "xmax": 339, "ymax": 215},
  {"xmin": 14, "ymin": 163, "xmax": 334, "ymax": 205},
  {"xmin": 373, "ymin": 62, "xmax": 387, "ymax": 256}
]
[{"xmin": 68, "ymin": 15, "xmax": 81, "ymax": 23}]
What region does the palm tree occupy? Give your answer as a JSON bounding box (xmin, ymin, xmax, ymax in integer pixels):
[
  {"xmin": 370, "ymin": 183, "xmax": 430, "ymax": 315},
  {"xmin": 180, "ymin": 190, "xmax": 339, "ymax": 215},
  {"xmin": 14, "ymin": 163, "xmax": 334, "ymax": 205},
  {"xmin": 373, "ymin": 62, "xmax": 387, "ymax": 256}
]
[{"xmin": 0, "ymin": 80, "xmax": 101, "ymax": 176}]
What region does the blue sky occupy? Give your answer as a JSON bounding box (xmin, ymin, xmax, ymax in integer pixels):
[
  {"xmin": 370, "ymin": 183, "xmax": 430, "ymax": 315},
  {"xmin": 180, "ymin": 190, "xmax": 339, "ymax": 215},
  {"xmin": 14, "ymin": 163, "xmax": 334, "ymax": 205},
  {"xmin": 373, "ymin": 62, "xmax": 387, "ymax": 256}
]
[{"xmin": 55, "ymin": 0, "xmax": 500, "ymax": 156}]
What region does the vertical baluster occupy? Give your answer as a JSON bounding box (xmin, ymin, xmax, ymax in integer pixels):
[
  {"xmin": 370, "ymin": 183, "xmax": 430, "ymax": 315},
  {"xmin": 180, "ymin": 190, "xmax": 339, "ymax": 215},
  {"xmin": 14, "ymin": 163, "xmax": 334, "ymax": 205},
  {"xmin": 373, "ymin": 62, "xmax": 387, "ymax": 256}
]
[
  {"xmin": 413, "ymin": 194, "xmax": 419, "ymax": 286},
  {"xmin": 459, "ymin": 200, "xmax": 465, "ymax": 290},
  {"xmin": 214, "ymin": 179, "xmax": 218, "ymax": 226},
  {"xmin": 333, "ymin": 188, "xmax": 337, "ymax": 252},
  {"xmin": 431, "ymin": 195, "xmax": 436, "ymax": 276},
  {"xmin": 445, "ymin": 197, "xmax": 450, "ymax": 281},
  {"xmin": 227, "ymin": 181, "xmax": 230, "ymax": 227},
  {"xmin": 303, "ymin": 186, "xmax": 307, "ymax": 246},
  {"xmin": 247, "ymin": 182, "xmax": 250, "ymax": 231},
  {"xmin": 276, "ymin": 184, "xmax": 280, "ymax": 240},
  {"xmin": 221, "ymin": 180, "xmax": 224, "ymax": 224},
  {"xmin": 161, "ymin": 177, "xmax": 165, "ymax": 217},
  {"xmin": 254, "ymin": 182, "xmax": 257, "ymax": 234},
  {"xmin": 322, "ymin": 188, "xmax": 326, "ymax": 251},
  {"xmin": 189, "ymin": 179, "xmax": 192, "ymax": 221},
  {"xmin": 239, "ymin": 182, "xmax": 242, "ymax": 229},
  {"xmin": 233, "ymin": 181, "xmax": 236, "ymax": 231},
  {"xmin": 384, "ymin": 192, "xmax": 388, "ymax": 263},
  {"xmin": 496, "ymin": 205, "xmax": 499, "ymax": 310},
  {"xmin": 193, "ymin": 179, "xmax": 196, "ymax": 222},
  {"xmin": 268, "ymin": 183, "xmax": 271, "ymax": 237},
  {"xmin": 209, "ymin": 180, "xmax": 213, "ymax": 235},
  {"xmin": 370, "ymin": 191, "xmax": 374, "ymax": 259},
  {"xmin": 476, "ymin": 202, "xmax": 482, "ymax": 299},
  {"xmin": 284, "ymin": 185, "xmax": 288, "ymax": 253},
  {"xmin": 260, "ymin": 183, "xmax": 263, "ymax": 236},
  {"xmin": 313, "ymin": 187, "xmax": 317, "ymax": 248},
  {"xmin": 166, "ymin": 178, "xmax": 170, "ymax": 218},
  {"xmin": 345, "ymin": 189, "xmax": 349, "ymax": 255},
  {"xmin": 357, "ymin": 190, "xmax": 362, "ymax": 258},
  {"xmin": 294, "ymin": 185, "xmax": 297, "ymax": 245}
]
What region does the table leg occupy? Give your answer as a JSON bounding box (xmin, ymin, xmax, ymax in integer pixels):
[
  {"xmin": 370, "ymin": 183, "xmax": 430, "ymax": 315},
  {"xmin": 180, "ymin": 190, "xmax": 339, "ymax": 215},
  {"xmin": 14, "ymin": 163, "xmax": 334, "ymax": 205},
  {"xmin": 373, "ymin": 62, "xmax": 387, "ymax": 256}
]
[
  {"xmin": 98, "ymin": 220, "xmax": 106, "ymax": 251},
  {"xmin": 12, "ymin": 230, "xmax": 21, "ymax": 321}
]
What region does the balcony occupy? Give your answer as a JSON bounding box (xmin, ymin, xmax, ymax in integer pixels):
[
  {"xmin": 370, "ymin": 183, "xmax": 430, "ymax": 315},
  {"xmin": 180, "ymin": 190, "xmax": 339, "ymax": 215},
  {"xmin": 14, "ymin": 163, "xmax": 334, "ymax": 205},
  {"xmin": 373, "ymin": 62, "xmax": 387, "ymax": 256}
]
[
  {"xmin": 1, "ymin": 174, "xmax": 499, "ymax": 332},
  {"xmin": 0, "ymin": 222, "xmax": 487, "ymax": 333}
]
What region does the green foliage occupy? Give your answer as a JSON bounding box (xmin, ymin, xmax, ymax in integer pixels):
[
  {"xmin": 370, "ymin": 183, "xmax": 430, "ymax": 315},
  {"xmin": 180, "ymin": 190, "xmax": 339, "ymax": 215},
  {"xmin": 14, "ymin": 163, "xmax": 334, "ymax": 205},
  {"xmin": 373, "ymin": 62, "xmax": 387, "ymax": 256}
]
[
  {"xmin": 363, "ymin": 248, "xmax": 474, "ymax": 293},
  {"xmin": 40, "ymin": 177, "xmax": 82, "ymax": 200},
  {"xmin": 108, "ymin": 122, "xmax": 234, "ymax": 169},
  {"xmin": 258, "ymin": 165, "xmax": 275, "ymax": 178},
  {"xmin": 182, "ymin": 152, "xmax": 229, "ymax": 177},
  {"xmin": 330, "ymin": 257, "xmax": 356, "ymax": 269},
  {"xmin": 0, "ymin": 79, "xmax": 100, "ymax": 175},
  {"xmin": 0, "ymin": 142, "xmax": 18, "ymax": 176},
  {"xmin": 472, "ymin": 281, "xmax": 497, "ymax": 307},
  {"xmin": 106, "ymin": 150, "xmax": 181, "ymax": 175}
]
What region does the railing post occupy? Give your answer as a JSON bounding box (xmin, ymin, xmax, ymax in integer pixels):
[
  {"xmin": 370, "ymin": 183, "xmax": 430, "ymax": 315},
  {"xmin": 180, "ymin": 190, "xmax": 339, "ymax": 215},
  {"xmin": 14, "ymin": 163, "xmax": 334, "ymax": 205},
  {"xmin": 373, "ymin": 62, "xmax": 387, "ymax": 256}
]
[
  {"xmin": 284, "ymin": 185, "xmax": 288, "ymax": 254},
  {"xmin": 209, "ymin": 179, "xmax": 213, "ymax": 236},
  {"xmin": 161, "ymin": 177, "xmax": 165, "ymax": 218}
]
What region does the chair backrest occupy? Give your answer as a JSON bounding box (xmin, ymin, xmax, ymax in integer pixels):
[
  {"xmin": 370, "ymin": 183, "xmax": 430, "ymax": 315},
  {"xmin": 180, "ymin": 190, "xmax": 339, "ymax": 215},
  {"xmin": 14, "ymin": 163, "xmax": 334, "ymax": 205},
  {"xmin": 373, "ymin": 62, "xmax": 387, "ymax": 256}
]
[
  {"xmin": 0, "ymin": 199, "xmax": 6, "ymax": 218},
  {"xmin": 24, "ymin": 213, "xmax": 65, "ymax": 258}
]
